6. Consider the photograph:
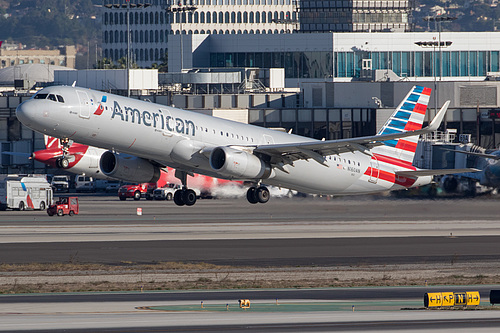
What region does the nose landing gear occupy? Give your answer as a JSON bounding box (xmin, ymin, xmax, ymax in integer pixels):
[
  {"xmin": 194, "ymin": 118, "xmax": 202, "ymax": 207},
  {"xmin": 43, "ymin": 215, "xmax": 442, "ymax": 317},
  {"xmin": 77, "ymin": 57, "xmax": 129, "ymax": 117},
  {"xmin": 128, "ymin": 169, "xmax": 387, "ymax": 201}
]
[
  {"xmin": 55, "ymin": 138, "xmax": 71, "ymax": 169},
  {"xmin": 246, "ymin": 185, "xmax": 270, "ymax": 204}
]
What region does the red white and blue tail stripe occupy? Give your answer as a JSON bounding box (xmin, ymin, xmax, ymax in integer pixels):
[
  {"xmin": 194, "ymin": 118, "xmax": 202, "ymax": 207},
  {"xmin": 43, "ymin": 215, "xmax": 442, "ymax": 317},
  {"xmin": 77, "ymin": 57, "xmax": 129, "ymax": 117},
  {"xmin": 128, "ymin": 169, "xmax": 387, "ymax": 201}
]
[{"xmin": 372, "ymin": 85, "xmax": 431, "ymax": 168}]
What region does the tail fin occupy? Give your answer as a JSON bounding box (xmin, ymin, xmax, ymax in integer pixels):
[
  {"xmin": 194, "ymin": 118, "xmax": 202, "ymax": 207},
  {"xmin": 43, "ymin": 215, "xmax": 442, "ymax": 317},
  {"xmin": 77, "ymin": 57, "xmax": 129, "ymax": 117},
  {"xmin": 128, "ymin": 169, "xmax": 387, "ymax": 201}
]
[
  {"xmin": 372, "ymin": 85, "xmax": 431, "ymax": 167},
  {"xmin": 44, "ymin": 135, "xmax": 61, "ymax": 149}
]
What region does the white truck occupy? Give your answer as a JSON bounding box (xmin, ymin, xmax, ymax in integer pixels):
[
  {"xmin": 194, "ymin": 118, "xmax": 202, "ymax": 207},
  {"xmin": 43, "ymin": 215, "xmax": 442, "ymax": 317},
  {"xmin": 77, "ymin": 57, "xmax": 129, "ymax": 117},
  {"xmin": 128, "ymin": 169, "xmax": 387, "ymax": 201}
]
[
  {"xmin": 0, "ymin": 175, "xmax": 53, "ymax": 211},
  {"xmin": 153, "ymin": 183, "xmax": 181, "ymax": 200}
]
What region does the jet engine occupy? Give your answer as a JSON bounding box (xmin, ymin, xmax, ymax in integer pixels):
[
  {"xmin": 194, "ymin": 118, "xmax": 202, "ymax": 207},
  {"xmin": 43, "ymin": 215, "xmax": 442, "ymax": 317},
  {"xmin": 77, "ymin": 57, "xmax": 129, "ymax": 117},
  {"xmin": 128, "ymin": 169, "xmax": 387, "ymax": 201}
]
[
  {"xmin": 441, "ymin": 175, "xmax": 458, "ymax": 193},
  {"xmin": 209, "ymin": 146, "xmax": 270, "ymax": 179},
  {"xmin": 100, "ymin": 151, "xmax": 160, "ymax": 183}
]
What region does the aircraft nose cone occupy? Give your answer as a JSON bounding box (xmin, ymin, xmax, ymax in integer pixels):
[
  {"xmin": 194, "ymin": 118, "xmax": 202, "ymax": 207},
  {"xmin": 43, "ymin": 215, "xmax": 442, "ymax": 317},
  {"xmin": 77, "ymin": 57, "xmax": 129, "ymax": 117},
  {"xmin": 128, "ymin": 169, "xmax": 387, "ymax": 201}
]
[{"xmin": 16, "ymin": 100, "xmax": 36, "ymax": 127}]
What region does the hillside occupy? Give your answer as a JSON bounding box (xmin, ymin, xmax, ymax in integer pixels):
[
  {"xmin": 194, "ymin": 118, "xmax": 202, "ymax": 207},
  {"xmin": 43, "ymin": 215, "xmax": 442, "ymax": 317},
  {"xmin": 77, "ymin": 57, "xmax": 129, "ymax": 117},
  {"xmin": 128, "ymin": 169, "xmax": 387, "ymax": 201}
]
[
  {"xmin": 0, "ymin": 0, "xmax": 100, "ymax": 49},
  {"xmin": 414, "ymin": 0, "xmax": 500, "ymax": 32}
]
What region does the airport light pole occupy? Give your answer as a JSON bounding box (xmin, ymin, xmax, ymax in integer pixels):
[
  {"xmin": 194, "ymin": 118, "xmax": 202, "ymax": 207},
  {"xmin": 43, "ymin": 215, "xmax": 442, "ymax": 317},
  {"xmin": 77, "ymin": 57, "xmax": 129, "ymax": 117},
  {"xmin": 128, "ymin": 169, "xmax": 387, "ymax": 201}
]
[
  {"xmin": 422, "ymin": 15, "xmax": 456, "ymax": 129},
  {"xmin": 104, "ymin": 1, "xmax": 151, "ymax": 97},
  {"xmin": 165, "ymin": 4, "xmax": 197, "ymax": 72}
]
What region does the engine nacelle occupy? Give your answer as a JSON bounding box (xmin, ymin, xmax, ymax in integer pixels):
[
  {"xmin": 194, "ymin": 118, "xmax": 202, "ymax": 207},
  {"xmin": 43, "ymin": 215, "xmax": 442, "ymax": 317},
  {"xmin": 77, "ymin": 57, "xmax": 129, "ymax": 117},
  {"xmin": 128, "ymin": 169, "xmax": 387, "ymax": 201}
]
[
  {"xmin": 441, "ymin": 175, "xmax": 458, "ymax": 193},
  {"xmin": 100, "ymin": 151, "xmax": 160, "ymax": 183},
  {"xmin": 209, "ymin": 146, "xmax": 270, "ymax": 180}
]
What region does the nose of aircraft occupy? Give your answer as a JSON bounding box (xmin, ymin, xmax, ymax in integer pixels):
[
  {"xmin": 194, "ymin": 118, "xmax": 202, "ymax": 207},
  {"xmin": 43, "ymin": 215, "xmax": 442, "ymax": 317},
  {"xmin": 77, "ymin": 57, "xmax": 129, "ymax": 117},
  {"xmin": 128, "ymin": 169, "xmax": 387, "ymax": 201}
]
[{"xmin": 16, "ymin": 99, "xmax": 37, "ymax": 128}]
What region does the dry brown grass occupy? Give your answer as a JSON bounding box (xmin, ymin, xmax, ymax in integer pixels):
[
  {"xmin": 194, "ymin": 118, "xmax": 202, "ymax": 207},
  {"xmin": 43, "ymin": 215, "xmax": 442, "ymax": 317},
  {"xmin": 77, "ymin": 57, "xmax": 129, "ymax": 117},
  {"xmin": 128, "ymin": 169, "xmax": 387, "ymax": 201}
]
[{"xmin": 1, "ymin": 261, "xmax": 500, "ymax": 294}]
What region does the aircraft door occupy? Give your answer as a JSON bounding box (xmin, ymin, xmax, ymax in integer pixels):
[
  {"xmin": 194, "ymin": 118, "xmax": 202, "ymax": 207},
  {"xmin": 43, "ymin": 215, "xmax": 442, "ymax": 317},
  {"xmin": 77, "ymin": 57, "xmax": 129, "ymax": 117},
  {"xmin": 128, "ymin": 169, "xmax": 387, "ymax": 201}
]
[
  {"xmin": 263, "ymin": 135, "xmax": 274, "ymax": 145},
  {"xmin": 77, "ymin": 91, "xmax": 91, "ymax": 119},
  {"xmin": 160, "ymin": 109, "xmax": 175, "ymax": 137},
  {"xmin": 368, "ymin": 156, "xmax": 379, "ymax": 183}
]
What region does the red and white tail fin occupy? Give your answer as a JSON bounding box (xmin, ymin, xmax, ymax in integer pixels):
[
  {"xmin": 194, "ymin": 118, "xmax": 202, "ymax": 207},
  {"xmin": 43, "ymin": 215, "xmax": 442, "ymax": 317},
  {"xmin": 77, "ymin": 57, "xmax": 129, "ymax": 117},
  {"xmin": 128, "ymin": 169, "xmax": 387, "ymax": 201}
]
[
  {"xmin": 372, "ymin": 86, "xmax": 431, "ymax": 169},
  {"xmin": 44, "ymin": 135, "xmax": 61, "ymax": 149}
]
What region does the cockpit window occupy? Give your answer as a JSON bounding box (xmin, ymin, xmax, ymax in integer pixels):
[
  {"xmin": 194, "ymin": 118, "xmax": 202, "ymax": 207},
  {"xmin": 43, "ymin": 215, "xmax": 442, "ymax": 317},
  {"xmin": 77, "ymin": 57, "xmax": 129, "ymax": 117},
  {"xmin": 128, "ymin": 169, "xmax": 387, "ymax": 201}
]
[
  {"xmin": 56, "ymin": 95, "xmax": 65, "ymax": 103},
  {"xmin": 34, "ymin": 93, "xmax": 48, "ymax": 99},
  {"xmin": 48, "ymin": 94, "xmax": 57, "ymax": 102}
]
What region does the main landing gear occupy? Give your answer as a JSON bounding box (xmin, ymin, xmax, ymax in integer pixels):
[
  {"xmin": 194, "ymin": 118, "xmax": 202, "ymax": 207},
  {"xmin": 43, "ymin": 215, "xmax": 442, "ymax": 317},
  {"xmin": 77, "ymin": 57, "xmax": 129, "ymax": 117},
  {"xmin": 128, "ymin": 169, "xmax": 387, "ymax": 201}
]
[
  {"xmin": 173, "ymin": 170, "xmax": 197, "ymax": 206},
  {"xmin": 55, "ymin": 138, "xmax": 71, "ymax": 169},
  {"xmin": 246, "ymin": 185, "xmax": 270, "ymax": 204}
]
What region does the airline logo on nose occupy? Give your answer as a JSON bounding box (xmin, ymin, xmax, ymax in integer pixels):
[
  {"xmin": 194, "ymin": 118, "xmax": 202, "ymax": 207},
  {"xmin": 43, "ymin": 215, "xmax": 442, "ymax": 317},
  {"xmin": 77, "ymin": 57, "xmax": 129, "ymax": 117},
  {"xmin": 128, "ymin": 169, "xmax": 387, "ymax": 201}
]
[
  {"xmin": 93, "ymin": 96, "xmax": 107, "ymax": 116},
  {"xmin": 94, "ymin": 104, "xmax": 104, "ymax": 116}
]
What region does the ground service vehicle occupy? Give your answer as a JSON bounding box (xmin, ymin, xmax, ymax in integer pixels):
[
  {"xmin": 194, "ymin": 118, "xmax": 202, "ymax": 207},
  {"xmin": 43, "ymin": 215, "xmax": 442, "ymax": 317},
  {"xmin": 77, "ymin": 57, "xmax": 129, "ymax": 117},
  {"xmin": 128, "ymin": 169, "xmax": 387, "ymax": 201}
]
[
  {"xmin": 153, "ymin": 183, "xmax": 181, "ymax": 200},
  {"xmin": 51, "ymin": 175, "xmax": 70, "ymax": 192},
  {"xmin": 47, "ymin": 197, "xmax": 79, "ymax": 216},
  {"xmin": 75, "ymin": 175, "xmax": 95, "ymax": 192},
  {"xmin": 0, "ymin": 175, "xmax": 53, "ymax": 211},
  {"xmin": 118, "ymin": 183, "xmax": 155, "ymax": 201},
  {"xmin": 105, "ymin": 180, "xmax": 121, "ymax": 192}
]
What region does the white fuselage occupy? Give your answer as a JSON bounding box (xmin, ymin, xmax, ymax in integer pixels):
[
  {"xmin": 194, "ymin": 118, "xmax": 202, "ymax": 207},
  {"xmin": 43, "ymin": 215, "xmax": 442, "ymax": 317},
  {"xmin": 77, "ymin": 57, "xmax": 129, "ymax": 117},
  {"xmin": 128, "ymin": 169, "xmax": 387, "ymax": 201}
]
[{"xmin": 16, "ymin": 86, "xmax": 429, "ymax": 195}]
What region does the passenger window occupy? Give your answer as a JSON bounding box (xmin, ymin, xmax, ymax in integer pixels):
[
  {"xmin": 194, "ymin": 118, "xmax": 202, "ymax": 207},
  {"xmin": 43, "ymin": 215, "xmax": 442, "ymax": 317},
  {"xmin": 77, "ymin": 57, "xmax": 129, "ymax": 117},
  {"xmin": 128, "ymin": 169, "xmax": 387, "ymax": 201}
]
[
  {"xmin": 56, "ymin": 95, "xmax": 65, "ymax": 103},
  {"xmin": 48, "ymin": 94, "xmax": 57, "ymax": 102}
]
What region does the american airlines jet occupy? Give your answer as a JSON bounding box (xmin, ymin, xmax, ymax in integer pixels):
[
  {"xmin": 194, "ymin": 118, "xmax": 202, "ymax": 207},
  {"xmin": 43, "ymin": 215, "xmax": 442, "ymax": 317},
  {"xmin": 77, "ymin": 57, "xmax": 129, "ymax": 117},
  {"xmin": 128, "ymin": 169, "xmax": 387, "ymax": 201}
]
[{"xmin": 16, "ymin": 85, "xmax": 477, "ymax": 206}]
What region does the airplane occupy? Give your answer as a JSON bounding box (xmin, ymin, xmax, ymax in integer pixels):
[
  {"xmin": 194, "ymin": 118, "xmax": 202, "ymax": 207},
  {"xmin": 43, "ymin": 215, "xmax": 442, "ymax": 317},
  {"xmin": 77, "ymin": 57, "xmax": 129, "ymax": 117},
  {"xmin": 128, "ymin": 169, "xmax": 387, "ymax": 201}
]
[
  {"xmin": 439, "ymin": 145, "xmax": 500, "ymax": 194},
  {"xmin": 15, "ymin": 85, "xmax": 479, "ymax": 206},
  {"xmin": 32, "ymin": 135, "xmax": 111, "ymax": 176}
]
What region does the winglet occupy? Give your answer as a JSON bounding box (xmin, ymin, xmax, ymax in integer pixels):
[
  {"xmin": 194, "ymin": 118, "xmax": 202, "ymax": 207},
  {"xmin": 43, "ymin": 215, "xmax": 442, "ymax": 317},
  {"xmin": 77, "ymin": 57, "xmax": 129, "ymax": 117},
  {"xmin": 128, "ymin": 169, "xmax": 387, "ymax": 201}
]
[{"xmin": 425, "ymin": 100, "xmax": 450, "ymax": 132}]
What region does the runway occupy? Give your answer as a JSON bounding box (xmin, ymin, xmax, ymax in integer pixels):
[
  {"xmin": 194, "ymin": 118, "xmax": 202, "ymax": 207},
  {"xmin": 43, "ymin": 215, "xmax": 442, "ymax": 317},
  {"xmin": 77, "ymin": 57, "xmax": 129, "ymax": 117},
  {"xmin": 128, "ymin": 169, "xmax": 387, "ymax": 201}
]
[
  {"xmin": 1, "ymin": 196, "xmax": 500, "ymax": 266},
  {"xmin": 2, "ymin": 195, "xmax": 500, "ymax": 331}
]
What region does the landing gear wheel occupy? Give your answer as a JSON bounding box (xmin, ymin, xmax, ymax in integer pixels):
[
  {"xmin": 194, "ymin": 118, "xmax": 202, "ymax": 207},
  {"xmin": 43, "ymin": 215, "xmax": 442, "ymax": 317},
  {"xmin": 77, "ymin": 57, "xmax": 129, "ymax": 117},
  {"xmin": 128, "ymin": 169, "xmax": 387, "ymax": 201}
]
[
  {"xmin": 60, "ymin": 158, "xmax": 70, "ymax": 169},
  {"xmin": 39, "ymin": 201, "xmax": 45, "ymax": 211},
  {"xmin": 133, "ymin": 191, "xmax": 141, "ymax": 201},
  {"xmin": 246, "ymin": 187, "xmax": 259, "ymax": 204},
  {"xmin": 18, "ymin": 201, "xmax": 25, "ymax": 211},
  {"xmin": 174, "ymin": 190, "xmax": 185, "ymax": 206},
  {"xmin": 256, "ymin": 186, "xmax": 270, "ymax": 204},
  {"xmin": 57, "ymin": 209, "xmax": 64, "ymax": 216},
  {"xmin": 183, "ymin": 189, "xmax": 197, "ymax": 206}
]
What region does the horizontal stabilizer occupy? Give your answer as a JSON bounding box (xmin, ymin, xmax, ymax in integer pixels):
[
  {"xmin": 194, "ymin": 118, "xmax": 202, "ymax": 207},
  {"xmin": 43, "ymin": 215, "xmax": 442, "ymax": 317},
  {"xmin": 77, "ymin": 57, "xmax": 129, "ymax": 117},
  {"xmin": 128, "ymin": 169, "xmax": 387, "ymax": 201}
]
[
  {"xmin": 395, "ymin": 168, "xmax": 480, "ymax": 178},
  {"xmin": 441, "ymin": 148, "xmax": 500, "ymax": 160}
]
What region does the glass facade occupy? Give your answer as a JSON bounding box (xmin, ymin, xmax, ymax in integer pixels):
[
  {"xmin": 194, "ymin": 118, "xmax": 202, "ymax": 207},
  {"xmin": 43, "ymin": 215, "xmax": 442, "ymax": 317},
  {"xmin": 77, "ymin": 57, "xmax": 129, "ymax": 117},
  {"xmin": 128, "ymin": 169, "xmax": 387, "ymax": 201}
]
[
  {"xmin": 210, "ymin": 50, "xmax": 500, "ymax": 79},
  {"xmin": 335, "ymin": 50, "xmax": 500, "ymax": 78},
  {"xmin": 210, "ymin": 51, "xmax": 334, "ymax": 78}
]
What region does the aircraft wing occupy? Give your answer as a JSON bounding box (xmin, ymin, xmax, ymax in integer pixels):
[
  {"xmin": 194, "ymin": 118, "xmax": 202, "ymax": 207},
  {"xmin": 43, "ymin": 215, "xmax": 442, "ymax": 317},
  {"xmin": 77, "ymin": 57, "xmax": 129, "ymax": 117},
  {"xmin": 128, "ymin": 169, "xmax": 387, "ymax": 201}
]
[{"xmin": 254, "ymin": 101, "xmax": 450, "ymax": 165}]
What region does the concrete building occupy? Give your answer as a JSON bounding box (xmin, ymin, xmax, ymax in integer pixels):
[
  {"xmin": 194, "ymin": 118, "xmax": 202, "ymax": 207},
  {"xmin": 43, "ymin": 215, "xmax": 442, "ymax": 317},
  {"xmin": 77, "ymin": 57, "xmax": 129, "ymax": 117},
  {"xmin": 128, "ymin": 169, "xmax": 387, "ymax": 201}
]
[
  {"xmin": 0, "ymin": 46, "xmax": 76, "ymax": 69},
  {"xmin": 299, "ymin": 0, "xmax": 412, "ymax": 33},
  {"xmin": 179, "ymin": 31, "xmax": 500, "ymax": 86},
  {"xmin": 101, "ymin": 0, "xmax": 412, "ymax": 68},
  {"xmin": 102, "ymin": 0, "xmax": 297, "ymax": 68}
]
